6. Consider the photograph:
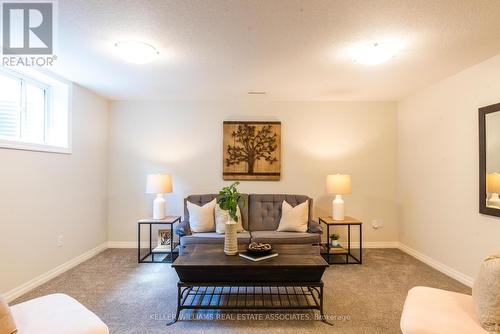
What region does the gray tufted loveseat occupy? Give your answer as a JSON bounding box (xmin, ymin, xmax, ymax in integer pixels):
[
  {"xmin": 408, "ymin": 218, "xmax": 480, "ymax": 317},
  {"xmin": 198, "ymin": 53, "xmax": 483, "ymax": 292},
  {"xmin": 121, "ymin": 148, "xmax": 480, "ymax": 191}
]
[{"xmin": 175, "ymin": 194, "xmax": 322, "ymax": 246}]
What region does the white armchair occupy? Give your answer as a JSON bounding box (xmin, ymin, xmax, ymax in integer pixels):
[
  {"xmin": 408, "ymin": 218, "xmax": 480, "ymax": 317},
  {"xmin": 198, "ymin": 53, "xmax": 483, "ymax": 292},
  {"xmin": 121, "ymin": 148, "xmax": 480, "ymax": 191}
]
[
  {"xmin": 400, "ymin": 286, "xmax": 488, "ymax": 334},
  {"xmin": 8, "ymin": 294, "xmax": 108, "ymax": 334},
  {"xmin": 401, "ymin": 252, "xmax": 500, "ymax": 334}
]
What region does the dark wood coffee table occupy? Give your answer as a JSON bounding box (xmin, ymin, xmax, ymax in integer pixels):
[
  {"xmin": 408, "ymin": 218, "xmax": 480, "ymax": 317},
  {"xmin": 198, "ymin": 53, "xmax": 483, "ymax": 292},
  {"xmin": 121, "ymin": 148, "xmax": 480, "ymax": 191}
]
[{"xmin": 168, "ymin": 244, "xmax": 330, "ymax": 325}]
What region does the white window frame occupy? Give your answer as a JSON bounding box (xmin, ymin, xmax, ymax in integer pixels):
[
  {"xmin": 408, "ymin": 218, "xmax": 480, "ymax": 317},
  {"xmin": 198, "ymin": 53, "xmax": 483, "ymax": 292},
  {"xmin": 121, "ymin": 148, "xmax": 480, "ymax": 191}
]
[{"xmin": 0, "ymin": 68, "xmax": 72, "ymax": 154}]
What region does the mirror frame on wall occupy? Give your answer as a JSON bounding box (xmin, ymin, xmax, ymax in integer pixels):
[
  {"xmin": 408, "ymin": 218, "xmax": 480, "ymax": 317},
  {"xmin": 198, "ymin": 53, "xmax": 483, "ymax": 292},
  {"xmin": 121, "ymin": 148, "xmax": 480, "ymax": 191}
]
[{"xmin": 479, "ymin": 102, "xmax": 500, "ymax": 217}]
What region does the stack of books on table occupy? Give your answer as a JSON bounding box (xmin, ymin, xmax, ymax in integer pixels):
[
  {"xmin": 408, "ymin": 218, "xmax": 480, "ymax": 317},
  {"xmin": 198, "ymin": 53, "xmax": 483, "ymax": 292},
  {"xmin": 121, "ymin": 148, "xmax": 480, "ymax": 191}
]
[{"xmin": 238, "ymin": 251, "xmax": 278, "ymax": 262}]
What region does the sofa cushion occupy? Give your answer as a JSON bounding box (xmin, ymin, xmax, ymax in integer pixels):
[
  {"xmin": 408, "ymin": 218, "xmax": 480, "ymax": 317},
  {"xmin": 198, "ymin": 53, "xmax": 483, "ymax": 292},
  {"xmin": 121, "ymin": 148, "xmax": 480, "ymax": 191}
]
[
  {"xmin": 10, "ymin": 293, "xmax": 108, "ymax": 334},
  {"xmin": 473, "ymin": 252, "xmax": 500, "ymax": 333},
  {"xmin": 180, "ymin": 232, "xmax": 251, "ymax": 246},
  {"xmin": 184, "ymin": 194, "xmax": 249, "ymax": 230},
  {"xmin": 400, "ymin": 286, "xmax": 487, "ymax": 334},
  {"xmin": 187, "ymin": 199, "xmax": 216, "ymax": 232},
  {"xmin": 250, "ymin": 231, "xmax": 320, "ymax": 244},
  {"xmin": 277, "ymin": 200, "xmax": 309, "ymax": 232},
  {"xmin": 0, "ymin": 295, "xmax": 16, "ymax": 334},
  {"xmin": 248, "ymin": 194, "xmax": 312, "ymax": 231},
  {"xmin": 215, "ymin": 204, "xmax": 245, "ymax": 234}
]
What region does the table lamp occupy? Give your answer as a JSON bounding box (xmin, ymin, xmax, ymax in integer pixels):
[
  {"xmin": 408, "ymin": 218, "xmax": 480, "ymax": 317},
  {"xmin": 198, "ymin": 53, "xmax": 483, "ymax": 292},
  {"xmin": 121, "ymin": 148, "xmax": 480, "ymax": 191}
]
[
  {"xmin": 487, "ymin": 172, "xmax": 500, "ymax": 208},
  {"xmin": 326, "ymin": 174, "xmax": 352, "ymax": 220},
  {"xmin": 146, "ymin": 173, "xmax": 172, "ymax": 219}
]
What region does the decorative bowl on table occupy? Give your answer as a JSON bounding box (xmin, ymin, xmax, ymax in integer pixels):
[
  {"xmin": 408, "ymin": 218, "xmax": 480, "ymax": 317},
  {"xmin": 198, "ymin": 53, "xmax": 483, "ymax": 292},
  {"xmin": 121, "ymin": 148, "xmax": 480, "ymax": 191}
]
[{"xmin": 247, "ymin": 242, "xmax": 273, "ymax": 255}]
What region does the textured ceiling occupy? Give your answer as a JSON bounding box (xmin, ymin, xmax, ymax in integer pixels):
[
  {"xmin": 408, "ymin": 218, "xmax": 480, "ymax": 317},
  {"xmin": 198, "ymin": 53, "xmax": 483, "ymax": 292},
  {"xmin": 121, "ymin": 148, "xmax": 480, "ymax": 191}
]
[{"xmin": 52, "ymin": 0, "xmax": 500, "ymax": 101}]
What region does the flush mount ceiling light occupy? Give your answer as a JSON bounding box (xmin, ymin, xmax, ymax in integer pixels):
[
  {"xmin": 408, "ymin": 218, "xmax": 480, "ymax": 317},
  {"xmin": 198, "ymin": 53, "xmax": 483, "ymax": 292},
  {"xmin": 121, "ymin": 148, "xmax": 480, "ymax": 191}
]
[
  {"xmin": 114, "ymin": 41, "xmax": 159, "ymax": 64},
  {"xmin": 350, "ymin": 41, "xmax": 401, "ymax": 66}
]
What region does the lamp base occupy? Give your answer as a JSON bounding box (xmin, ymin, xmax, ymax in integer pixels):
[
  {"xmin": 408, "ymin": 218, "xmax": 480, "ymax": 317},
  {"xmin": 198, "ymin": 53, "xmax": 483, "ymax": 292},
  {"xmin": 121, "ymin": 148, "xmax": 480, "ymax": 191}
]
[
  {"xmin": 332, "ymin": 195, "xmax": 345, "ymax": 221},
  {"xmin": 153, "ymin": 194, "xmax": 166, "ymax": 220},
  {"xmin": 488, "ymin": 193, "xmax": 500, "ymax": 209}
]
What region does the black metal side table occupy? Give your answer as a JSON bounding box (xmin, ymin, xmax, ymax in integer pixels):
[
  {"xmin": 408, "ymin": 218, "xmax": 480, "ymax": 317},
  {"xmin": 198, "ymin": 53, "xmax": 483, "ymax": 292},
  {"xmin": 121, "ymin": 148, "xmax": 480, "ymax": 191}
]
[
  {"xmin": 319, "ymin": 216, "xmax": 362, "ymax": 264},
  {"xmin": 137, "ymin": 216, "xmax": 181, "ymax": 263}
]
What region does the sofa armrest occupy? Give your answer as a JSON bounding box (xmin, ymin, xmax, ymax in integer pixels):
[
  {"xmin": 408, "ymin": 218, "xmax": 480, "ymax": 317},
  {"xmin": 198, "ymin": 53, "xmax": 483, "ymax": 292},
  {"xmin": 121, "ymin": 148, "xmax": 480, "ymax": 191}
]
[
  {"xmin": 308, "ymin": 220, "xmax": 323, "ymax": 234},
  {"xmin": 175, "ymin": 220, "xmax": 191, "ymax": 236}
]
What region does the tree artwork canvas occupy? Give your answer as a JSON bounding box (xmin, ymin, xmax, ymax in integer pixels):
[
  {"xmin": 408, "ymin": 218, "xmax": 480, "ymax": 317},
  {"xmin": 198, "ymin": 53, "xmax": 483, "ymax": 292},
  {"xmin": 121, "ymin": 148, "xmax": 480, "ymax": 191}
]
[{"xmin": 223, "ymin": 121, "xmax": 281, "ymax": 180}]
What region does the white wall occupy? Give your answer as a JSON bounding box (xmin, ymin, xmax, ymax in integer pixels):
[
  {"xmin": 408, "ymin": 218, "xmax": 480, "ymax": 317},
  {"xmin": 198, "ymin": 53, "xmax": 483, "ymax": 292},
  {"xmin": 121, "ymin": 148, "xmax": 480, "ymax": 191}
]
[
  {"xmin": 0, "ymin": 85, "xmax": 109, "ymax": 295},
  {"xmin": 5, "ymin": 54, "xmax": 499, "ymax": 295},
  {"xmin": 398, "ymin": 54, "xmax": 500, "ymax": 280},
  {"xmin": 107, "ymin": 101, "xmax": 398, "ymax": 244}
]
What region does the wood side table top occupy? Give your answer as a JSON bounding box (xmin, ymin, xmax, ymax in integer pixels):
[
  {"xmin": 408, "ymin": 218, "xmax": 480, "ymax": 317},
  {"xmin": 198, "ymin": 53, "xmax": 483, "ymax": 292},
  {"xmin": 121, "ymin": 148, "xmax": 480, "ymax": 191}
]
[
  {"xmin": 319, "ymin": 216, "xmax": 362, "ymax": 225},
  {"xmin": 137, "ymin": 216, "xmax": 181, "ymax": 224}
]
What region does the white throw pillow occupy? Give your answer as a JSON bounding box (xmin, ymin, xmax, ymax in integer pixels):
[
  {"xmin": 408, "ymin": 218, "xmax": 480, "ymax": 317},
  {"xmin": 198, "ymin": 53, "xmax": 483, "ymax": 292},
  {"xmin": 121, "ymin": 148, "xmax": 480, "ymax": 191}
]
[
  {"xmin": 215, "ymin": 204, "xmax": 245, "ymax": 234},
  {"xmin": 187, "ymin": 199, "xmax": 216, "ymax": 233},
  {"xmin": 276, "ymin": 200, "xmax": 309, "ymax": 232}
]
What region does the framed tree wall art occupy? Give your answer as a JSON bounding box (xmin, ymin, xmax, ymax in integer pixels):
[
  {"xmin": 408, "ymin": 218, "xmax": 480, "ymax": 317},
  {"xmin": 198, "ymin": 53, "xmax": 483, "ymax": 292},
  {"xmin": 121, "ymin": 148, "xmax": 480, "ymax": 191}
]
[{"xmin": 223, "ymin": 121, "xmax": 281, "ymax": 180}]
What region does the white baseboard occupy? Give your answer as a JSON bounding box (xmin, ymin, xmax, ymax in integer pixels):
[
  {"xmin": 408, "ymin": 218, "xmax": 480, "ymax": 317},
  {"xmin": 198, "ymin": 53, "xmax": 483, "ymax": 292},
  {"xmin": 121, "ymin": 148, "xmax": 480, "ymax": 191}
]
[
  {"xmin": 107, "ymin": 241, "xmax": 136, "ymax": 248},
  {"xmin": 4, "ymin": 242, "xmax": 108, "ymax": 303},
  {"xmin": 108, "ymin": 241, "xmax": 401, "ymax": 249},
  {"xmin": 398, "ymin": 243, "xmax": 474, "ymax": 287},
  {"xmin": 362, "ymin": 241, "xmax": 400, "ymax": 248}
]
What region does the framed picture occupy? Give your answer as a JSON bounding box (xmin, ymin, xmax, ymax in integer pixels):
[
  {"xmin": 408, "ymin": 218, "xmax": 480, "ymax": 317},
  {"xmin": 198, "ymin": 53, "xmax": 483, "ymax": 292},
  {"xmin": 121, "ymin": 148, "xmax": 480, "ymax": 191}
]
[
  {"xmin": 223, "ymin": 121, "xmax": 281, "ymax": 180},
  {"xmin": 156, "ymin": 229, "xmax": 171, "ymax": 251}
]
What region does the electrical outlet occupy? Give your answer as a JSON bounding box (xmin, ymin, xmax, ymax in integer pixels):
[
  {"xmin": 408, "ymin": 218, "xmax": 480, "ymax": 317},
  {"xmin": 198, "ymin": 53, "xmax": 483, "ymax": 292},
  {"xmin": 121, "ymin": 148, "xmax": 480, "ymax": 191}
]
[
  {"xmin": 57, "ymin": 235, "xmax": 64, "ymax": 247},
  {"xmin": 371, "ymin": 219, "xmax": 384, "ymax": 230}
]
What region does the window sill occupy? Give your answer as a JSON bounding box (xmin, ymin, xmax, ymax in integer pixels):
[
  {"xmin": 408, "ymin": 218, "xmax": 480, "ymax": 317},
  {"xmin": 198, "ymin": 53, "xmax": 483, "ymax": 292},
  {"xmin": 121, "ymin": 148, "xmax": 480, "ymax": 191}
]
[{"xmin": 0, "ymin": 139, "xmax": 71, "ymax": 154}]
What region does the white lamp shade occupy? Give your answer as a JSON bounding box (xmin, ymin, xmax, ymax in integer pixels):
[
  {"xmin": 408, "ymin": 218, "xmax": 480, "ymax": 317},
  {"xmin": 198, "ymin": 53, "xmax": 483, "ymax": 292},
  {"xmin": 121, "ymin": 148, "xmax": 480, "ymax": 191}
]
[
  {"xmin": 487, "ymin": 172, "xmax": 500, "ymax": 193},
  {"xmin": 326, "ymin": 174, "xmax": 352, "ymax": 194},
  {"xmin": 146, "ymin": 174, "xmax": 172, "ymax": 194}
]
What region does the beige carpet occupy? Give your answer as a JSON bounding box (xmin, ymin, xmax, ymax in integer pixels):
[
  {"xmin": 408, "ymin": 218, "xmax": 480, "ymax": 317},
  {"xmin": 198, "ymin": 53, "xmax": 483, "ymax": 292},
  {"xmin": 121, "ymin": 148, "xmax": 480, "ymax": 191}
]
[{"xmin": 13, "ymin": 248, "xmax": 470, "ymax": 334}]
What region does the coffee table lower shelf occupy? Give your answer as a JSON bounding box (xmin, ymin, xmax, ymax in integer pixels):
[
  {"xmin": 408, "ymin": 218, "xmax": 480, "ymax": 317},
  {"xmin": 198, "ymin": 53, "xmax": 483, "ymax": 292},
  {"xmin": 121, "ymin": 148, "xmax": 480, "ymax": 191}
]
[{"xmin": 167, "ymin": 281, "xmax": 331, "ymax": 326}]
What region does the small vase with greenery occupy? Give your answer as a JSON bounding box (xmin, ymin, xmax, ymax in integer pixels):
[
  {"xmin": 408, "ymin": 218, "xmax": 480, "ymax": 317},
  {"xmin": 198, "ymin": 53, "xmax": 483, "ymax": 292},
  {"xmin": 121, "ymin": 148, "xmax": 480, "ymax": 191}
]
[
  {"xmin": 217, "ymin": 181, "xmax": 244, "ymax": 222},
  {"xmin": 330, "ymin": 233, "xmax": 340, "ymax": 247},
  {"xmin": 217, "ymin": 182, "xmax": 244, "ymax": 255}
]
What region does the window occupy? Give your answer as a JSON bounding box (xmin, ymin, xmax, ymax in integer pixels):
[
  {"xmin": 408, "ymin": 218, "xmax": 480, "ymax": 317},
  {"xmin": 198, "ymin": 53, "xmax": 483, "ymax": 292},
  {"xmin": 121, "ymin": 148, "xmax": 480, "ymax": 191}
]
[{"xmin": 0, "ymin": 68, "xmax": 70, "ymax": 153}]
